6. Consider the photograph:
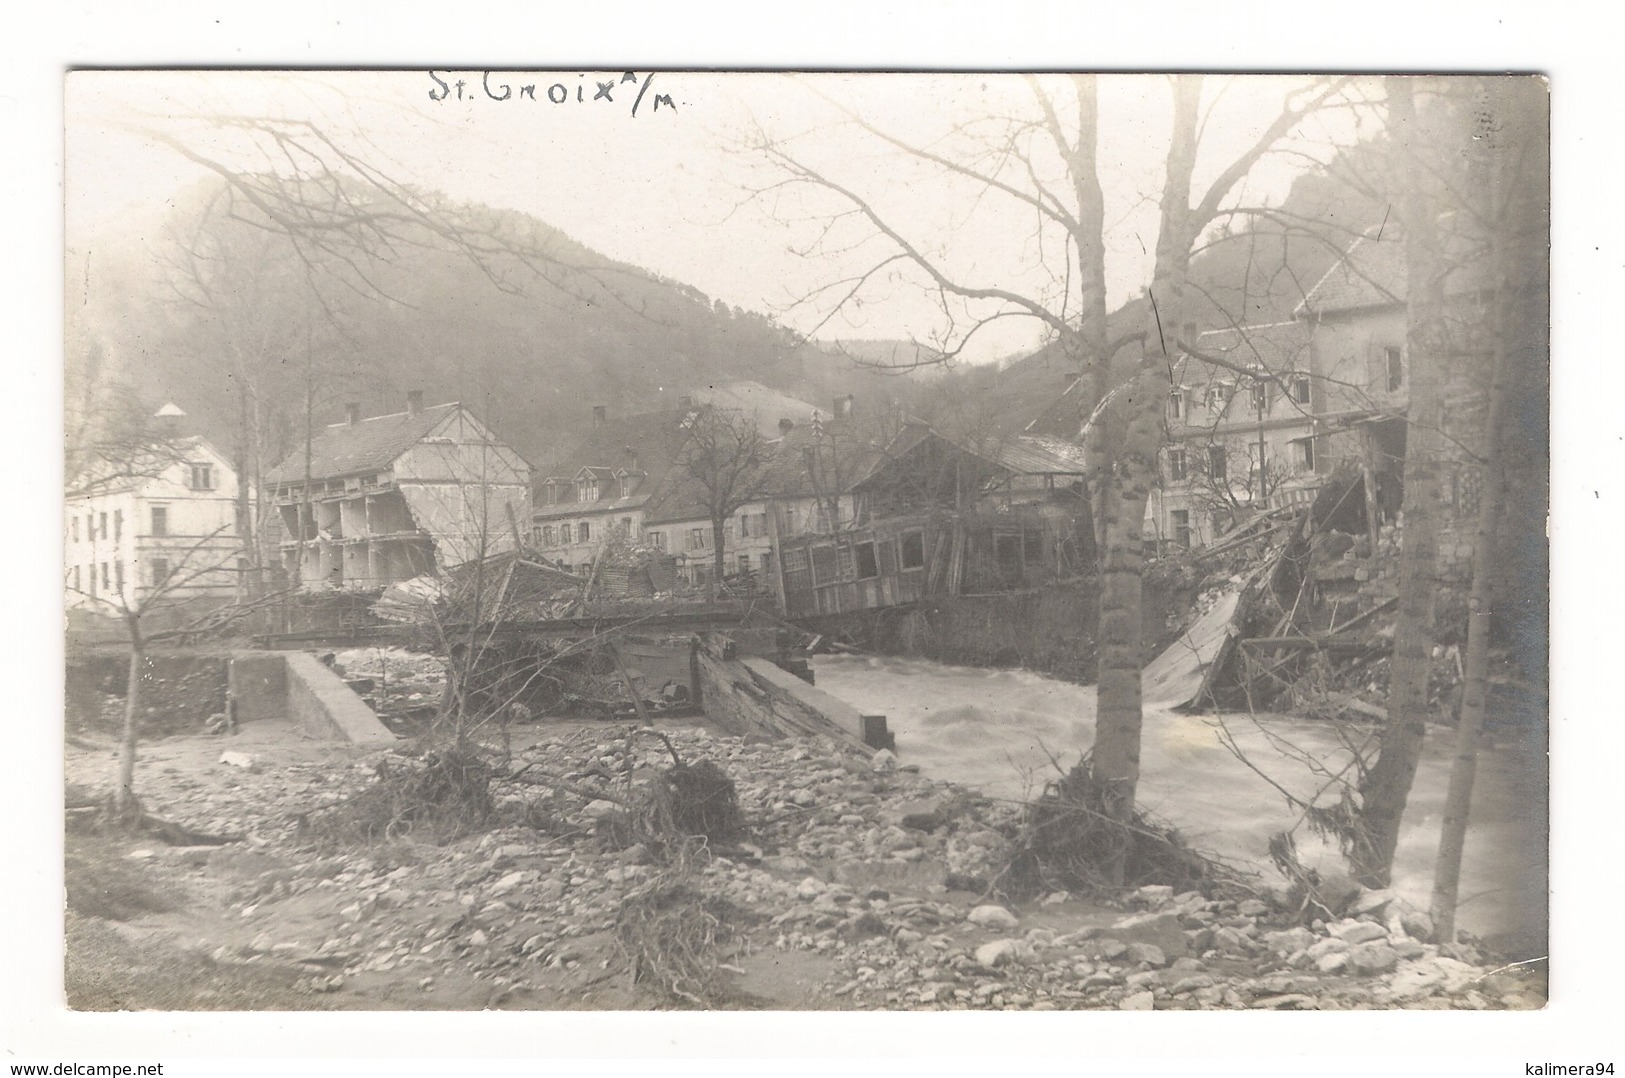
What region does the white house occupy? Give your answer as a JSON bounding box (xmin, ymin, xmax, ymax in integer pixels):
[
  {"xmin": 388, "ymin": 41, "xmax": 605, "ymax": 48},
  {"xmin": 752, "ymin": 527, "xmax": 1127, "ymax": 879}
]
[{"xmin": 64, "ymin": 403, "xmax": 242, "ymax": 614}]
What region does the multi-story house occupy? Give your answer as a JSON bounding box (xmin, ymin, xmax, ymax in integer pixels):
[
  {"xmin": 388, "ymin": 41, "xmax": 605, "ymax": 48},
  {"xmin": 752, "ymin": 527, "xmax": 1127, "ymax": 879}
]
[
  {"xmin": 1147, "ymin": 320, "xmax": 1324, "ymax": 549},
  {"xmin": 265, "ymin": 393, "xmax": 531, "ymax": 591},
  {"xmin": 531, "ymin": 382, "xmax": 820, "ymax": 576},
  {"xmin": 64, "ymin": 403, "xmax": 242, "ymax": 615}
]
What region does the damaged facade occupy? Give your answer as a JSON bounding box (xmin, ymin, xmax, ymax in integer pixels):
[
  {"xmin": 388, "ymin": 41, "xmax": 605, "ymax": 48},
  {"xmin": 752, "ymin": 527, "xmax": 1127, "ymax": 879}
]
[{"xmin": 265, "ymin": 393, "xmax": 532, "ymax": 592}]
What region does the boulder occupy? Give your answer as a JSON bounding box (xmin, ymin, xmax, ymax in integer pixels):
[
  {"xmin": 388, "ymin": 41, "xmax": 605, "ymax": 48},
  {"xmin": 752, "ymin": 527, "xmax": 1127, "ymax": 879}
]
[
  {"xmin": 974, "ymin": 938, "xmax": 1033, "ymax": 969},
  {"xmin": 1329, "ymin": 920, "xmax": 1389, "ymax": 945},
  {"xmin": 967, "ymin": 905, "xmax": 1020, "ymax": 930},
  {"xmin": 1119, "ymin": 991, "xmax": 1156, "ymax": 1011},
  {"xmin": 1108, "ymin": 911, "xmax": 1188, "ymax": 957},
  {"xmin": 1125, "ymin": 942, "xmax": 1167, "ymax": 968},
  {"xmin": 1352, "ymin": 888, "xmax": 1398, "ymax": 915},
  {"xmin": 1347, "ymin": 941, "xmax": 1400, "ymax": 975},
  {"xmin": 1262, "ymin": 927, "xmax": 1315, "ymax": 955},
  {"xmin": 1305, "ymin": 936, "xmax": 1349, "ymax": 961},
  {"xmin": 1131, "ymin": 884, "xmax": 1174, "ymax": 907},
  {"xmin": 870, "ymin": 749, "xmax": 899, "ymax": 773}
]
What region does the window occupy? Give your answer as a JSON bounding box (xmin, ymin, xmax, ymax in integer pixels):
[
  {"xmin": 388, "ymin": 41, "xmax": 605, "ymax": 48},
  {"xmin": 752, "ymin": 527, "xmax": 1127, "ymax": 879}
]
[
  {"xmin": 737, "ymin": 553, "xmax": 751, "ymax": 575},
  {"xmin": 1168, "ymin": 390, "xmax": 1185, "ymax": 420},
  {"xmin": 71, "ymin": 565, "xmax": 80, "ymax": 591},
  {"xmin": 899, "ymin": 530, "xmax": 926, "ymax": 570},
  {"xmin": 688, "ymin": 527, "xmax": 708, "ymax": 551},
  {"xmin": 541, "ymin": 525, "xmax": 555, "ymax": 546},
  {"xmin": 647, "ymin": 530, "xmax": 668, "ymax": 552},
  {"xmin": 1291, "ymin": 373, "xmax": 1312, "ymax": 406},
  {"xmin": 89, "ymin": 564, "xmax": 97, "ymax": 598},
  {"xmin": 560, "ymin": 523, "xmax": 572, "ymax": 545},
  {"xmin": 1207, "ymin": 446, "xmax": 1227, "ymax": 482},
  {"xmin": 1251, "ymin": 381, "xmax": 1269, "ymax": 414},
  {"xmin": 113, "ymin": 509, "xmax": 122, "ymax": 542},
  {"xmin": 189, "ymin": 463, "xmax": 215, "ymax": 490},
  {"xmin": 86, "ymin": 513, "xmax": 94, "ymax": 541},
  {"xmin": 621, "ymin": 516, "xmax": 633, "ymax": 536},
  {"xmin": 1385, "ymin": 346, "xmax": 1404, "ymax": 392},
  {"xmin": 782, "ymin": 548, "xmax": 810, "ymax": 574},
  {"xmin": 150, "ymin": 506, "xmax": 168, "ymax": 537},
  {"xmin": 71, "ymin": 517, "xmax": 78, "ymax": 543},
  {"xmin": 854, "ymin": 541, "xmax": 879, "ymax": 580},
  {"xmin": 579, "ymin": 522, "xmax": 591, "ymax": 542},
  {"xmin": 1171, "ymin": 509, "xmax": 1191, "ymax": 549},
  {"xmin": 99, "ymin": 512, "xmax": 108, "ymax": 539},
  {"xmin": 1206, "ymin": 384, "xmax": 1231, "ymax": 412},
  {"xmin": 115, "ymin": 560, "xmax": 124, "ymax": 592},
  {"xmin": 1167, "ymin": 448, "xmax": 1188, "ymax": 482},
  {"xmin": 1292, "ymin": 437, "xmax": 1316, "ymax": 473},
  {"xmin": 100, "ymin": 563, "xmax": 110, "ymax": 591}
]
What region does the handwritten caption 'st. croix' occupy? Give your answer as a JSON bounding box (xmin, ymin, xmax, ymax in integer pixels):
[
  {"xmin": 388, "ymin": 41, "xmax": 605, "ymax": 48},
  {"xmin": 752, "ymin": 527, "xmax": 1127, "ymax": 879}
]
[{"xmin": 427, "ymin": 71, "xmax": 676, "ymax": 116}]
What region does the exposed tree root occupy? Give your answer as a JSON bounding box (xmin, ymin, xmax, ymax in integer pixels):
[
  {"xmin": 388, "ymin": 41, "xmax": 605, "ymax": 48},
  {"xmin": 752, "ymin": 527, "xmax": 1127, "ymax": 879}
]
[{"xmin": 993, "ymin": 752, "xmax": 1246, "ymax": 901}]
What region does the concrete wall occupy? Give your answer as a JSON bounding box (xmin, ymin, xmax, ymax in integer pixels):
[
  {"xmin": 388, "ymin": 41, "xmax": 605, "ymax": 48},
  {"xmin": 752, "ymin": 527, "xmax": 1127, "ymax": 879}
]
[
  {"xmin": 65, "ymin": 647, "xmax": 395, "ymax": 748},
  {"xmin": 283, "ymin": 651, "xmax": 398, "ymax": 748},
  {"xmin": 227, "ymin": 653, "xmax": 287, "ymax": 726}
]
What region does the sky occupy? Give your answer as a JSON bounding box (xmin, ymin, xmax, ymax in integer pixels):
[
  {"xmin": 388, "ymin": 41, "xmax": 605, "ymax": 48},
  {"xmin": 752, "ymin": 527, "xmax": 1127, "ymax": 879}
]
[{"xmin": 66, "ymin": 70, "xmax": 1366, "ymax": 364}]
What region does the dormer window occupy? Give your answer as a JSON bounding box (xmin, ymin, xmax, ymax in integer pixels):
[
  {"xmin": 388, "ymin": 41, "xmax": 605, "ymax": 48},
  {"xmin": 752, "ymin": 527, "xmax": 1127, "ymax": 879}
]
[
  {"xmin": 189, "ymin": 463, "xmax": 215, "ymax": 490},
  {"xmin": 1206, "ymin": 384, "xmax": 1232, "ymax": 412}
]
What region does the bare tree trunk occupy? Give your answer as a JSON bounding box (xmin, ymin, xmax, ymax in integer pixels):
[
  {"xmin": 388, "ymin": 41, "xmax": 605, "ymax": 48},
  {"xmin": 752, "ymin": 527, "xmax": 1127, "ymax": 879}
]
[
  {"xmin": 1090, "ymin": 76, "xmax": 1198, "ymax": 836},
  {"xmin": 1429, "ymin": 267, "xmax": 1507, "ymax": 943},
  {"xmin": 113, "ymin": 614, "xmax": 145, "ymax": 822},
  {"xmin": 712, "ymin": 513, "xmax": 727, "ymax": 588},
  {"xmin": 1430, "ymin": 77, "xmax": 1543, "ymax": 942},
  {"xmin": 1356, "ymin": 77, "xmax": 1450, "ymax": 887}
]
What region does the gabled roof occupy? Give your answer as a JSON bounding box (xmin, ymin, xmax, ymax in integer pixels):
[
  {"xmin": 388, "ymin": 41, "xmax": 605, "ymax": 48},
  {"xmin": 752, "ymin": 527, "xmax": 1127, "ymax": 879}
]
[
  {"xmin": 266, "ymin": 402, "xmax": 461, "ymax": 485},
  {"xmin": 990, "ymin": 434, "xmax": 1088, "ymax": 476},
  {"xmin": 532, "ymin": 407, "xmax": 702, "ymax": 522}
]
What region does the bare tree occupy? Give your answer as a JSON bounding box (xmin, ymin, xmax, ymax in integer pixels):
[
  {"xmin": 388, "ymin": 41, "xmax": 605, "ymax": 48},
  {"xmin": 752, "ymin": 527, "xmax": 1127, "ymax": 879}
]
[
  {"xmin": 68, "ymin": 527, "xmax": 240, "ymax": 823},
  {"xmin": 675, "ymin": 405, "xmax": 769, "ymax": 589},
  {"xmin": 1429, "ymin": 78, "xmax": 1548, "ymax": 940},
  {"xmin": 748, "ymin": 75, "xmax": 1349, "ymax": 845},
  {"xmin": 64, "ymin": 344, "xmax": 190, "ymax": 501}
]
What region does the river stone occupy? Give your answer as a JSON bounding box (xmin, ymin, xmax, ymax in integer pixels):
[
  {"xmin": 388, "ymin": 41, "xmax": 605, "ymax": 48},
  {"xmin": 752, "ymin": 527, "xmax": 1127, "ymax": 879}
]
[
  {"xmin": 1330, "ymin": 920, "xmax": 1389, "ymax": 945},
  {"xmin": 967, "ymin": 905, "xmax": 1020, "ymax": 930},
  {"xmin": 1399, "ymin": 907, "xmax": 1435, "ymax": 941},
  {"xmin": 1306, "ymin": 936, "xmax": 1349, "ymax": 960},
  {"xmin": 1108, "ymin": 911, "xmax": 1188, "ymax": 957},
  {"xmin": 1132, "ymin": 884, "xmax": 1174, "ymax": 907},
  {"xmin": 1352, "ymin": 888, "xmax": 1398, "ymax": 915},
  {"xmin": 1125, "ymin": 942, "xmax": 1168, "ymax": 968},
  {"xmin": 1263, "ymin": 927, "xmax": 1315, "ymax": 955},
  {"xmin": 974, "ymin": 938, "xmax": 1032, "ymax": 969},
  {"xmin": 1347, "ymin": 941, "xmax": 1400, "ymax": 975},
  {"xmin": 1120, "ymin": 991, "xmax": 1156, "ymax": 1011}
]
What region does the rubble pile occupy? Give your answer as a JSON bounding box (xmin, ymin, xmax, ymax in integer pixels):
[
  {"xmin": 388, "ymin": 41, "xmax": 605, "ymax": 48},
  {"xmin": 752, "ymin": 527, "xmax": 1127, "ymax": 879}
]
[{"xmin": 66, "ymin": 725, "xmax": 1541, "ymax": 1010}]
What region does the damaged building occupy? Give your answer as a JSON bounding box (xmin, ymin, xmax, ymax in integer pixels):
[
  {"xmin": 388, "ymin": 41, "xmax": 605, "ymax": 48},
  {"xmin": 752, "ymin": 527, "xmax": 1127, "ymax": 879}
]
[{"xmin": 265, "ymin": 393, "xmax": 532, "ymax": 592}]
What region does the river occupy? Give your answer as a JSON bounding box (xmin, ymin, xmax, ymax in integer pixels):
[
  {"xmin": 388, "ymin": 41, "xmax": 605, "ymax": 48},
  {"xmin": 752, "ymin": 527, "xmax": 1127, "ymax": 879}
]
[{"xmin": 812, "ymin": 653, "xmax": 1547, "ymax": 952}]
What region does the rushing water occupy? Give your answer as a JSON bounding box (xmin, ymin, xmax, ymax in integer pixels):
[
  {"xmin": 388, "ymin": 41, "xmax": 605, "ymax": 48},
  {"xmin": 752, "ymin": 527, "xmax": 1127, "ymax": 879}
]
[{"xmin": 812, "ymin": 653, "xmax": 1547, "ymax": 950}]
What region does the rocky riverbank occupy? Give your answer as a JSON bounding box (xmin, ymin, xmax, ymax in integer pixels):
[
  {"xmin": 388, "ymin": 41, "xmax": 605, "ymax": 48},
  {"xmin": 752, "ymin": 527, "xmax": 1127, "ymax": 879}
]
[{"xmin": 63, "ymin": 718, "xmax": 1544, "ymax": 1011}]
